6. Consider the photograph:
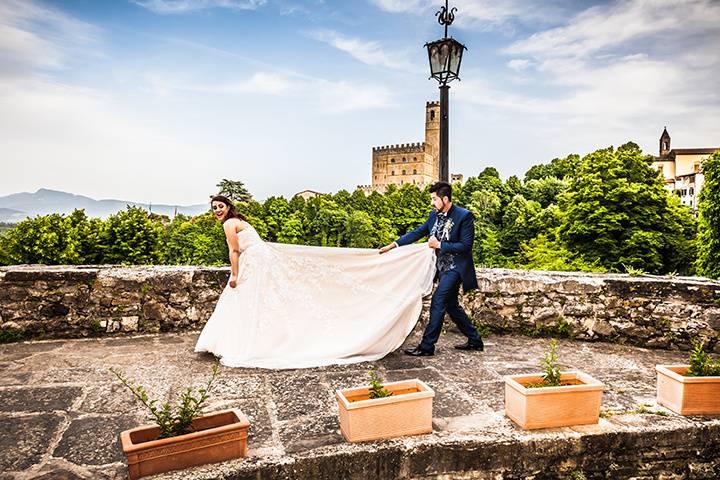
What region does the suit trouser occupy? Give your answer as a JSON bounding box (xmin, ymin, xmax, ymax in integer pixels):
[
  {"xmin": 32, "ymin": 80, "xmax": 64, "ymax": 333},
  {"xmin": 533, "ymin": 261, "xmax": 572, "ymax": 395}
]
[{"xmin": 419, "ymin": 269, "xmax": 481, "ymax": 352}]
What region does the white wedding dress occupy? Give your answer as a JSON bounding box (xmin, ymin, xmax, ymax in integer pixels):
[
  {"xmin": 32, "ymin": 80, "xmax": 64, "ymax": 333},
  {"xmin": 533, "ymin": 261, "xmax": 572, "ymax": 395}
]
[{"xmin": 194, "ymin": 225, "xmax": 436, "ymax": 369}]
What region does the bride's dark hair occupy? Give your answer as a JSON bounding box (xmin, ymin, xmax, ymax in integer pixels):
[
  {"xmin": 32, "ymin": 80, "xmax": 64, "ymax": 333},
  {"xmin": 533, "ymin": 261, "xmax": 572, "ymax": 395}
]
[{"xmin": 210, "ymin": 195, "xmax": 247, "ymax": 222}]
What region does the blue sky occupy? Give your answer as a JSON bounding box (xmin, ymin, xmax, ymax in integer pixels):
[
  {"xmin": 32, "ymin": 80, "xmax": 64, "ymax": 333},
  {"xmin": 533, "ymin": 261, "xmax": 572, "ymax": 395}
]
[{"xmin": 1, "ymin": 0, "xmax": 718, "ymax": 205}]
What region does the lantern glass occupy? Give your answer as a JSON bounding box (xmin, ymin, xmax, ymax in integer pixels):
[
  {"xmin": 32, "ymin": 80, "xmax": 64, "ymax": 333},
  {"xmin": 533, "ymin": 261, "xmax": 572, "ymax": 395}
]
[
  {"xmin": 448, "ymin": 42, "xmax": 463, "ymax": 75},
  {"xmin": 425, "ymin": 37, "xmax": 466, "ymax": 84}
]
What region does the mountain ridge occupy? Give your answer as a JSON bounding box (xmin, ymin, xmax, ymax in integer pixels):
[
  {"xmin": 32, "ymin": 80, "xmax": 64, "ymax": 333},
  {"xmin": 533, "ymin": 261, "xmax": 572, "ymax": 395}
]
[{"xmin": 0, "ymin": 189, "xmax": 208, "ymax": 223}]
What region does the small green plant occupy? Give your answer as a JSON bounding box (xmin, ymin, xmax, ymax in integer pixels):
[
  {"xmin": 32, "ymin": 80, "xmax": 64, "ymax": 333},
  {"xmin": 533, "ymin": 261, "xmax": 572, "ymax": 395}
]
[
  {"xmin": 89, "ymin": 319, "xmax": 103, "ymax": 334},
  {"xmin": 629, "ymin": 402, "xmax": 669, "ymax": 416},
  {"xmin": 367, "ymin": 368, "xmax": 392, "ymax": 399},
  {"xmin": 526, "ymin": 339, "xmax": 562, "ymax": 388},
  {"xmin": 139, "ymin": 283, "xmax": 153, "ymax": 298},
  {"xmin": 623, "ymin": 264, "xmax": 646, "ymax": 276},
  {"xmin": 603, "ymin": 402, "xmax": 669, "ymax": 417},
  {"xmin": 0, "ymin": 327, "xmax": 24, "ymax": 344},
  {"xmin": 665, "ymin": 270, "xmax": 678, "ymax": 278},
  {"xmin": 110, "ymin": 361, "xmax": 220, "ymax": 439},
  {"xmin": 687, "ymin": 341, "xmax": 720, "ymax": 376},
  {"xmin": 472, "ymin": 319, "xmax": 491, "ymax": 338},
  {"xmin": 568, "ymin": 470, "xmax": 587, "ymax": 480}
]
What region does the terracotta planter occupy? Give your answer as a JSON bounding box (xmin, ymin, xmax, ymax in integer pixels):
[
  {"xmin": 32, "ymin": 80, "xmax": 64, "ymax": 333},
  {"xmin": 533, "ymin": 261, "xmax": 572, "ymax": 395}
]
[
  {"xmin": 336, "ymin": 379, "xmax": 434, "ymax": 442},
  {"xmin": 656, "ymin": 364, "xmax": 720, "ymax": 415},
  {"xmin": 120, "ymin": 408, "xmax": 250, "ymax": 480},
  {"xmin": 504, "ymin": 371, "xmax": 605, "ymax": 430}
]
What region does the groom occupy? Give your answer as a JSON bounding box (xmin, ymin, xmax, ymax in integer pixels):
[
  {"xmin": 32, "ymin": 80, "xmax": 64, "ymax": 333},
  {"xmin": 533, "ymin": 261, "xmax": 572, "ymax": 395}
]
[{"xmin": 379, "ymin": 181, "xmax": 484, "ymax": 356}]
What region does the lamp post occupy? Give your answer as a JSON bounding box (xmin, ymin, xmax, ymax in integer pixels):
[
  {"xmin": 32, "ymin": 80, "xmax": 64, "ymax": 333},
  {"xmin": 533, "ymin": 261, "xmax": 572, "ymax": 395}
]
[{"xmin": 425, "ymin": 0, "xmax": 466, "ymax": 183}]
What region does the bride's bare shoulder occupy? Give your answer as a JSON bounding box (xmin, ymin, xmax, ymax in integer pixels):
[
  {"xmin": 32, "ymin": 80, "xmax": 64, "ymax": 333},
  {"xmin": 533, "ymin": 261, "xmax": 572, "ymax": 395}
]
[{"xmin": 223, "ymin": 218, "xmax": 247, "ymax": 234}]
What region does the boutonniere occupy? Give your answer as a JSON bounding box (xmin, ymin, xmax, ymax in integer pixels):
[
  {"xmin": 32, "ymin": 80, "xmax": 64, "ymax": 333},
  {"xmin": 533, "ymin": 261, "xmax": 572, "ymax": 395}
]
[{"xmin": 442, "ymin": 218, "xmax": 454, "ymax": 240}]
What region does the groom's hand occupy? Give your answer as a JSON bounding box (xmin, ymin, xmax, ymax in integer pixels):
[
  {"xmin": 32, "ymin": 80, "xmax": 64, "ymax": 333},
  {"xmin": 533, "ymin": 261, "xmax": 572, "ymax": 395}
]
[
  {"xmin": 229, "ymin": 275, "xmax": 238, "ymax": 288},
  {"xmin": 428, "ymin": 236, "xmax": 441, "ymax": 249},
  {"xmin": 378, "ymin": 242, "xmax": 397, "ymax": 254}
]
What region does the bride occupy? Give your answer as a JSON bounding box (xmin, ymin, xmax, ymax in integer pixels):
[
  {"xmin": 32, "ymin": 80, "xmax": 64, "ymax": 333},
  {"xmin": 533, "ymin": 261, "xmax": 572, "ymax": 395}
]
[{"xmin": 194, "ymin": 195, "xmax": 436, "ymax": 369}]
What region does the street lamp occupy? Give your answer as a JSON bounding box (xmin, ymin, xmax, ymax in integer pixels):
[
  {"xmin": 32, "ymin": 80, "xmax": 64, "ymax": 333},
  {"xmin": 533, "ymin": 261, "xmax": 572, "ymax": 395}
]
[{"xmin": 425, "ymin": 0, "xmax": 466, "ymax": 183}]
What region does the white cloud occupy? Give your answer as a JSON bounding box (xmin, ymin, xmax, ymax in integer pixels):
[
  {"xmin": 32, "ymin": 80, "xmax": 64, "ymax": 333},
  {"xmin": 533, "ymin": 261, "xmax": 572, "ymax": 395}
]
[
  {"xmin": 460, "ymin": 0, "xmax": 720, "ymax": 156},
  {"xmin": 141, "ymin": 70, "xmax": 393, "ymax": 113},
  {"xmin": 369, "ymin": 0, "xmax": 566, "ymax": 30},
  {"xmin": 306, "ymin": 29, "xmax": 417, "ymax": 72},
  {"xmin": 505, "ymin": 0, "xmax": 720, "ymax": 59},
  {"xmin": 0, "ymin": 0, "xmax": 101, "ymax": 77},
  {"xmin": 507, "ymin": 58, "xmax": 531, "ymax": 71},
  {"xmin": 132, "ymin": 0, "xmax": 267, "ymax": 14}
]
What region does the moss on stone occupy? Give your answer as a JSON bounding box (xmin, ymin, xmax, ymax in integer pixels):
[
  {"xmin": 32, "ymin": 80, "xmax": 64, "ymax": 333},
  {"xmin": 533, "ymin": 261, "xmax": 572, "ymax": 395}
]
[{"xmin": 0, "ymin": 327, "xmax": 25, "ymax": 344}]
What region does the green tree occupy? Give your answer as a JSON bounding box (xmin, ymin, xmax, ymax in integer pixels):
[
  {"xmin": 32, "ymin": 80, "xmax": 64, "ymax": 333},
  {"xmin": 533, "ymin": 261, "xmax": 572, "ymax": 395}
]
[
  {"xmin": 215, "ymin": 179, "xmax": 252, "ymax": 203},
  {"xmin": 277, "ymin": 211, "xmax": 307, "ymax": 244},
  {"xmin": 559, "ymin": 145, "xmax": 696, "ymax": 274},
  {"xmin": 386, "ymin": 184, "xmax": 427, "ymax": 235},
  {"xmin": 349, "ymin": 189, "xmax": 369, "ymax": 211},
  {"xmin": 165, "ymin": 213, "xmax": 227, "ymax": 265},
  {"xmin": 262, "ymin": 196, "xmax": 291, "ymax": 242},
  {"xmin": 499, "ymin": 194, "xmax": 542, "ymax": 258},
  {"xmin": 466, "ymin": 190, "xmax": 503, "ymax": 267},
  {"xmin": 518, "ymin": 234, "xmax": 605, "ymax": 272},
  {"xmin": 333, "ymin": 190, "xmax": 352, "ymax": 210},
  {"xmin": 68, "ymin": 209, "xmax": 105, "ymax": 264},
  {"xmin": 344, "ymin": 211, "xmax": 375, "ymax": 248},
  {"xmin": 524, "ymin": 153, "xmax": 581, "ymax": 182},
  {"xmin": 102, "ymin": 207, "xmax": 165, "ymax": 265},
  {"xmin": 311, "ymin": 208, "xmax": 349, "ymax": 246},
  {"xmin": 696, "ymin": 151, "xmax": 720, "ymax": 278},
  {"xmin": 0, "ymin": 213, "xmax": 81, "ymax": 264},
  {"xmin": 523, "ymin": 177, "xmax": 568, "ymax": 208}
]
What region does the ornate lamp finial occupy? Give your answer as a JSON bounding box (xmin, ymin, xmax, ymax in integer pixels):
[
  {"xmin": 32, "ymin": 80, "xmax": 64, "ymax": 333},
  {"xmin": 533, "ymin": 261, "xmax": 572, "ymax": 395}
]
[{"xmin": 435, "ymin": 0, "xmax": 457, "ymax": 38}]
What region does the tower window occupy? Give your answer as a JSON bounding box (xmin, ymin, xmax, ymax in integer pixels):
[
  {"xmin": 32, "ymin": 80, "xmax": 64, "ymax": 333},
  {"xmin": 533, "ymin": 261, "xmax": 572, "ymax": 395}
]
[
  {"xmin": 391, "ymin": 171, "xmax": 395, "ymax": 175},
  {"xmin": 413, "ymin": 169, "xmax": 417, "ymax": 174},
  {"xmin": 391, "ymin": 158, "xmax": 395, "ymax": 163},
  {"xmin": 402, "ymin": 157, "xmax": 407, "ymax": 162},
  {"xmin": 430, "ymin": 110, "xmax": 435, "ymax": 120},
  {"xmin": 413, "ymin": 157, "xmax": 417, "ymax": 161},
  {"xmin": 402, "ymin": 170, "xmax": 406, "ymax": 175}
]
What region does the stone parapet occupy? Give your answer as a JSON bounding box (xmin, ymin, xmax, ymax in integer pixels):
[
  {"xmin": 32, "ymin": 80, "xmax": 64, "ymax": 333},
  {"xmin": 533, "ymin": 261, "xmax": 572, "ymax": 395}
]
[
  {"xmin": 2, "ymin": 265, "xmax": 720, "ymax": 350},
  {"xmin": 465, "ymin": 268, "xmax": 720, "ymax": 351},
  {"xmin": 372, "ymin": 142, "xmax": 426, "ymax": 154}
]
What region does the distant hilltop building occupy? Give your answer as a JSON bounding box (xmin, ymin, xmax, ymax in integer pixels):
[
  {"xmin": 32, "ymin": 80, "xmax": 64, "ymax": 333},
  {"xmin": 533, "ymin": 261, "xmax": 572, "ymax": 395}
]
[
  {"xmin": 359, "ymin": 102, "xmax": 461, "ymax": 194},
  {"xmin": 294, "ymin": 190, "xmax": 326, "ymax": 200},
  {"xmin": 650, "ymin": 127, "xmax": 719, "ymax": 210}
]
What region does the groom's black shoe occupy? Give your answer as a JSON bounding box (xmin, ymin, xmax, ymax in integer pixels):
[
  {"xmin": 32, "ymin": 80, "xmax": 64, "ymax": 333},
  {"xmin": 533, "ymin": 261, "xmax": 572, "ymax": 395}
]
[
  {"xmin": 454, "ymin": 340, "xmax": 484, "ymax": 351},
  {"xmin": 404, "ymin": 346, "xmax": 434, "ymax": 356}
]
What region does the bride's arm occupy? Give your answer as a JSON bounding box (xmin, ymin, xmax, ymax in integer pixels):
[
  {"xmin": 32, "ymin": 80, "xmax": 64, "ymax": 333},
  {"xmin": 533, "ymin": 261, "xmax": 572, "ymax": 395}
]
[{"xmin": 224, "ymin": 220, "xmax": 241, "ymax": 288}]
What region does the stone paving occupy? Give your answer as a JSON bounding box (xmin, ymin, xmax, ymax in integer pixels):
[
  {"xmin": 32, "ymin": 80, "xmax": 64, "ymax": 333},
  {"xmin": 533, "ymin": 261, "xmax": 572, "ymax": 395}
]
[{"xmin": 1, "ymin": 328, "xmax": 718, "ymax": 479}]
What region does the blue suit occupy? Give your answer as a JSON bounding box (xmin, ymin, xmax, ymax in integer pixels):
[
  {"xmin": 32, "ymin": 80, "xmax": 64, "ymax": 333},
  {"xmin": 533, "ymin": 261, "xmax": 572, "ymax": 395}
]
[{"xmin": 396, "ymin": 205, "xmax": 481, "ymax": 352}]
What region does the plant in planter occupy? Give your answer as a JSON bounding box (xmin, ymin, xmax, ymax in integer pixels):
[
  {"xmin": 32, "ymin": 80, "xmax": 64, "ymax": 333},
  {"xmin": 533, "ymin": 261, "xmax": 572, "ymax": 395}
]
[
  {"xmin": 336, "ymin": 367, "xmax": 434, "ymax": 443},
  {"xmin": 656, "ymin": 341, "xmax": 720, "ymax": 415},
  {"xmin": 504, "ymin": 340, "xmax": 605, "ymax": 429},
  {"xmin": 110, "ymin": 362, "xmax": 250, "ymax": 480},
  {"xmin": 368, "ymin": 368, "xmax": 392, "ymax": 399}
]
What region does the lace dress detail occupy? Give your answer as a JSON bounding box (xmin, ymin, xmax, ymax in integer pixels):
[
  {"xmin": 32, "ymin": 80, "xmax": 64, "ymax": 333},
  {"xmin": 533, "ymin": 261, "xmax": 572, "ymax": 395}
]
[{"xmin": 195, "ymin": 225, "xmax": 436, "ymax": 369}]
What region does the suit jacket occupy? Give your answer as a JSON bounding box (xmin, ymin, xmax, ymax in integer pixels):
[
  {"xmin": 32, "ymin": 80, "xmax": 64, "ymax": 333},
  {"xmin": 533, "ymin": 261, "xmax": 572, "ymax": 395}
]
[{"xmin": 395, "ymin": 204, "xmax": 478, "ymax": 292}]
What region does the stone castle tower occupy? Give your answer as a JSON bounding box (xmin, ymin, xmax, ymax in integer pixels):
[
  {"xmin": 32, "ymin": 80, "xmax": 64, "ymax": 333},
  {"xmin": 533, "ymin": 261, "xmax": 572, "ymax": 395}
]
[{"xmin": 359, "ymin": 102, "xmax": 441, "ymax": 193}]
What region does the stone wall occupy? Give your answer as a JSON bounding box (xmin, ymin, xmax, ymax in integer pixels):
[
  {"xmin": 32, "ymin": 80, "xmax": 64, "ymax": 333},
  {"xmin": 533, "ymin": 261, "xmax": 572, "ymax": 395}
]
[
  {"xmin": 463, "ymin": 269, "xmax": 720, "ymax": 351},
  {"xmin": 2, "ymin": 265, "xmax": 720, "ymax": 350},
  {"xmin": 0, "ymin": 266, "xmax": 228, "ymax": 341}
]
